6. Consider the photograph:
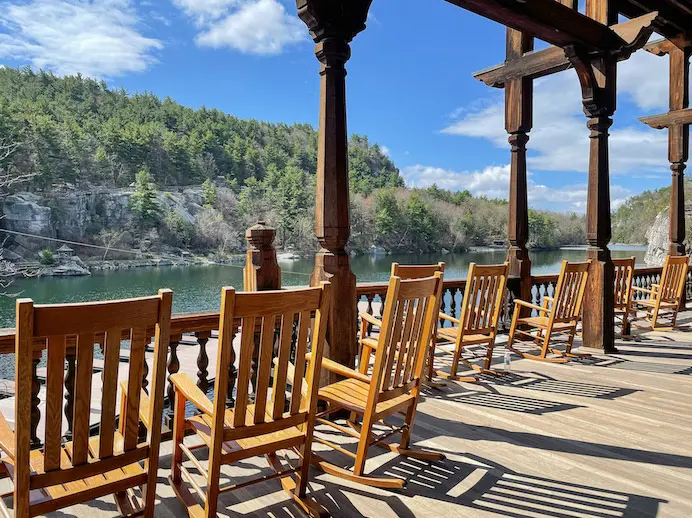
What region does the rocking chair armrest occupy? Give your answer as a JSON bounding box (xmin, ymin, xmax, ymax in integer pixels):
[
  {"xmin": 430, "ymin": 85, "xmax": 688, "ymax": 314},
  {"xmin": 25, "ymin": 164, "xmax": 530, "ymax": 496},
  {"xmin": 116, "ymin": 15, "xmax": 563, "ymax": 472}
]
[
  {"xmin": 439, "ymin": 312, "xmax": 461, "ymax": 325},
  {"xmin": 118, "ymin": 381, "xmax": 151, "ymax": 430},
  {"xmin": 632, "ymin": 286, "xmax": 655, "ymax": 295},
  {"xmin": 513, "ymin": 299, "xmax": 550, "ymax": 313},
  {"xmin": 170, "ymin": 373, "xmax": 214, "ymax": 417},
  {"xmin": 360, "ymin": 312, "xmax": 382, "ymax": 328},
  {"xmin": 0, "ymin": 413, "xmax": 14, "ymax": 459},
  {"xmin": 307, "ymin": 353, "xmax": 371, "ymax": 384}
]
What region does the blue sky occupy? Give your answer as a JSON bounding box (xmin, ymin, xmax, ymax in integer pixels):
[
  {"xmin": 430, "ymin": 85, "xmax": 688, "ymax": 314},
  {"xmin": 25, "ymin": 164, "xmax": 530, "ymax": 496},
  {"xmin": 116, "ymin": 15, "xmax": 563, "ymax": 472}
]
[{"xmin": 0, "ymin": 0, "xmax": 677, "ymax": 212}]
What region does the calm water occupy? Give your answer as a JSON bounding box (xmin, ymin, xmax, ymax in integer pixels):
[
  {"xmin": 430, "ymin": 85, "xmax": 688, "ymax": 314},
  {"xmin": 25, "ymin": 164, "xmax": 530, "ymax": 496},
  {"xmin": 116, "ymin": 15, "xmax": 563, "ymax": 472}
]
[{"xmin": 0, "ymin": 246, "xmax": 647, "ymax": 328}]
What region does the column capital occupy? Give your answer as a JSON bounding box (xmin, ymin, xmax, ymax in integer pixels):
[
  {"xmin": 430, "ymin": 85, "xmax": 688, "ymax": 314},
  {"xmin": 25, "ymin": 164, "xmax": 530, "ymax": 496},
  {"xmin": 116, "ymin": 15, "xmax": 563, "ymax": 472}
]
[
  {"xmin": 586, "ymin": 115, "xmax": 614, "ymax": 136},
  {"xmin": 296, "ymin": 0, "xmax": 372, "ymax": 44}
]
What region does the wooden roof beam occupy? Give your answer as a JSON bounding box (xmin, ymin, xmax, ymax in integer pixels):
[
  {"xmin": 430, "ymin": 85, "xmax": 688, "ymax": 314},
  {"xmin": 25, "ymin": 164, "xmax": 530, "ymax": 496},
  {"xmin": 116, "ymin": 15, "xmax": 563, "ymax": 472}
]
[
  {"xmin": 618, "ymin": 0, "xmax": 692, "ymax": 41},
  {"xmin": 444, "ymin": 0, "xmax": 627, "ymax": 51},
  {"xmin": 475, "ymin": 12, "xmax": 663, "ymax": 88},
  {"xmin": 639, "ymin": 108, "xmax": 692, "ymax": 129}
]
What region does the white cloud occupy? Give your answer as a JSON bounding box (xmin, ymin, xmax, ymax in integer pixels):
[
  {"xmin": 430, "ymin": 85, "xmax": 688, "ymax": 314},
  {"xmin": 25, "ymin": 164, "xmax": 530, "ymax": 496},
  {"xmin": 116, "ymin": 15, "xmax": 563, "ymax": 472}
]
[
  {"xmin": 402, "ymin": 164, "xmax": 633, "ymax": 213},
  {"xmin": 442, "ymin": 49, "xmax": 670, "ymax": 176},
  {"xmin": 380, "ymin": 145, "xmax": 390, "ymax": 156},
  {"xmin": 172, "ymin": 0, "xmax": 238, "ymax": 23},
  {"xmin": 0, "ymin": 0, "xmax": 162, "ymax": 78},
  {"xmin": 175, "ymin": 0, "xmax": 304, "ymax": 55}
]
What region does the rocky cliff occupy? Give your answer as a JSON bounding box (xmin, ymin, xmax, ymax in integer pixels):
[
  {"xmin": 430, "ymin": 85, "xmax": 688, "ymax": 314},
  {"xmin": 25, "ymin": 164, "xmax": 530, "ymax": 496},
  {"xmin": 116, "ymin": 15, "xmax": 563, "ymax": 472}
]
[
  {"xmin": 0, "ymin": 186, "xmax": 207, "ymax": 260},
  {"xmin": 644, "ymin": 204, "xmax": 692, "ymax": 265}
]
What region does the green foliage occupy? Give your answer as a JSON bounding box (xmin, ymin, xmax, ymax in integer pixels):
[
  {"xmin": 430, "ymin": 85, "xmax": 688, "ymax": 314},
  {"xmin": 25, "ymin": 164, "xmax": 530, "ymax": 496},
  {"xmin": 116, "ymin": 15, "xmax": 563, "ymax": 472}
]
[
  {"xmin": 164, "ymin": 211, "xmax": 194, "ymax": 248},
  {"xmin": 201, "ymin": 179, "xmax": 217, "ymax": 208},
  {"xmin": 130, "ymin": 169, "xmax": 160, "ymax": 230},
  {"xmin": 612, "ymin": 182, "xmax": 685, "ymax": 244},
  {"xmin": 0, "ymin": 68, "xmax": 396, "ymax": 195},
  {"xmin": 38, "ymin": 248, "xmax": 55, "ymax": 265}
]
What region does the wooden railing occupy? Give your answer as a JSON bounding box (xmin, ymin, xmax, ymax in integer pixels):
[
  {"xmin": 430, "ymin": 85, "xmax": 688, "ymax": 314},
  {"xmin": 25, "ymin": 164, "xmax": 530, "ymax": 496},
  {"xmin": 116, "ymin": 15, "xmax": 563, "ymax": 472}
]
[{"xmin": 0, "ymin": 263, "xmax": 670, "ymax": 448}]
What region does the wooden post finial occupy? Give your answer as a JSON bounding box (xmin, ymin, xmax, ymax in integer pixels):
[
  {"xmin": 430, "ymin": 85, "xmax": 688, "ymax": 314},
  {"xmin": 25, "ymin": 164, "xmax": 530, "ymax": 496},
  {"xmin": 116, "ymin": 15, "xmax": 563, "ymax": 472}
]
[{"xmin": 243, "ymin": 221, "xmax": 281, "ymax": 292}]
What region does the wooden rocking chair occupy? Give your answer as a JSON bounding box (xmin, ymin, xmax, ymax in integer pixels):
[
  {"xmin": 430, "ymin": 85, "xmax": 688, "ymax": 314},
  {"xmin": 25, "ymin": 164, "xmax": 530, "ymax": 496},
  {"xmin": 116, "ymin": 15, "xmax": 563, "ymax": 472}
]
[
  {"xmin": 169, "ymin": 283, "xmax": 331, "ymax": 518},
  {"xmin": 632, "ymin": 254, "xmax": 690, "ymax": 330},
  {"xmin": 435, "ymin": 262, "xmax": 509, "ymax": 379},
  {"xmin": 358, "ymin": 262, "xmax": 445, "ymax": 386},
  {"xmin": 0, "ymin": 290, "xmax": 173, "ymax": 518},
  {"xmin": 312, "ymin": 272, "xmax": 445, "ymax": 489},
  {"xmin": 613, "ymin": 257, "xmax": 635, "ymax": 337},
  {"xmin": 507, "ymin": 260, "xmax": 590, "ymax": 362}
]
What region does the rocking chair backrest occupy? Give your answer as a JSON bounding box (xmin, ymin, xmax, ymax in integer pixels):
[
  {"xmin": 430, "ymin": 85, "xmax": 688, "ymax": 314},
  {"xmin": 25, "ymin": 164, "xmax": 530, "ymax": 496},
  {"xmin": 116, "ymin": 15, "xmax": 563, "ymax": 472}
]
[
  {"xmin": 391, "ymin": 262, "xmax": 446, "ymax": 280},
  {"xmin": 550, "ymin": 260, "xmax": 591, "ymax": 323},
  {"xmin": 458, "ymin": 262, "xmax": 509, "ymax": 337},
  {"xmin": 368, "ymin": 273, "xmax": 442, "ymax": 406},
  {"xmin": 14, "ymin": 291, "xmax": 172, "ymax": 505},
  {"xmin": 212, "ymin": 283, "xmax": 331, "ymax": 445},
  {"xmin": 658, "ymin": 254, "xmax": 690, "ymax": 303},
  {"xmin": 613, "ymin": 257, "xmax": 635, "ymax": 310}
]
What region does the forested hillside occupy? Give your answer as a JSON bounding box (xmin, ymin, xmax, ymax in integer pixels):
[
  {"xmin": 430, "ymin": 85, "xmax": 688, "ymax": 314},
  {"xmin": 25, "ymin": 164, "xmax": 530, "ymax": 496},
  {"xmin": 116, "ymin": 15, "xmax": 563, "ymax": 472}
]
[
  {"xmin": 0, "ymin": 68, "xmax": 585, "ymax": 257},
  {"xmin": 612, "ymin": 179, "xmax": 692, "ymax": 245}
]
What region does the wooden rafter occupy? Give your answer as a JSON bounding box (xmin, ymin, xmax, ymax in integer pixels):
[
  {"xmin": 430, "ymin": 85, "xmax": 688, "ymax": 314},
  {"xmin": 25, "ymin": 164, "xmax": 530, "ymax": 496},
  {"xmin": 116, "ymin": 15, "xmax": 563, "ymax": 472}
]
[
  {"xmin": 639, "ymin": 108, "xmax": 692, "ymax": 129},
  {"xmin": 474, "ymin": 12, "xmax": 663, "ymax": 88},
  {"xmin": 444, "ymin": 0, "xmax": 627, "ymax": 51}
]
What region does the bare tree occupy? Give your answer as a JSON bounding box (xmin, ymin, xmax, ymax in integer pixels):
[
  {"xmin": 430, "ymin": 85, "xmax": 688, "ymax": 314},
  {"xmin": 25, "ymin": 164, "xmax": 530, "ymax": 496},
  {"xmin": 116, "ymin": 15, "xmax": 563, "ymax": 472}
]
[{"xmin": 98, "ymin": 229, "xmax": 125, "ymax": 260}]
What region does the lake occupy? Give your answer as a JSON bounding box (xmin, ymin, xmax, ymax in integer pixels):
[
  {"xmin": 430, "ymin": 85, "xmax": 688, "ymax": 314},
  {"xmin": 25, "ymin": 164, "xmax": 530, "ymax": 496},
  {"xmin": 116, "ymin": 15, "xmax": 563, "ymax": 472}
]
[{"xmin": 0, "ymin": 246, "xmax": 648, "ymax": 328}]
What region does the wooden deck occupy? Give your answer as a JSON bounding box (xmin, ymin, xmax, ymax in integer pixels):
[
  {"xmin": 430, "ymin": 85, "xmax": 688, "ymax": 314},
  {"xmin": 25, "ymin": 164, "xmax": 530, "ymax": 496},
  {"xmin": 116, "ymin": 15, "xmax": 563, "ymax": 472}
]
[{"xmin": 3, "ymin": 314, "xmax": 692, "ymax": 517}]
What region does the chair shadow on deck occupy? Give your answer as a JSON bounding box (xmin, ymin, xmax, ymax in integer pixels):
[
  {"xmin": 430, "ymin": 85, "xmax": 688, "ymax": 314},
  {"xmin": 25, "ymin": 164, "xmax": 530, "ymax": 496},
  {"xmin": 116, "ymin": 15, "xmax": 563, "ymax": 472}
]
[
  {"xmin": 420, "ymin": 378, "xmax": 585, "ymax": 415},
  {"xmin": 153, "ymin": 432, "xmax": 665, "ymax": 518},
  {"xmin": 582, "ymin": 356, "xmax": 692, "ymax": 375},
  {"xmin": 474, "ymin": 372, "xmax": 639, "ymax": 400},
  {"xmin": 370, "ymin": 452, "xmax": 665, "ymax": 518}
]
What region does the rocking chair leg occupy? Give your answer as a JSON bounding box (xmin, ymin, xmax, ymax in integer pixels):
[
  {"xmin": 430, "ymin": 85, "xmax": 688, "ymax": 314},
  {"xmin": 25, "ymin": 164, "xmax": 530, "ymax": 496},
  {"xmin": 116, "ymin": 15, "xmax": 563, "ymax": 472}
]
[
  {"xmin": 483, "ymin": 340, "xmax": 495, "ymax": 371},
  {"xmin": 354, "ymin": 416, "xmax": 374, "ymax": 477},
  {"xmin": 171, "ymin": 393, "xmax": 186, "ymax": 485}
]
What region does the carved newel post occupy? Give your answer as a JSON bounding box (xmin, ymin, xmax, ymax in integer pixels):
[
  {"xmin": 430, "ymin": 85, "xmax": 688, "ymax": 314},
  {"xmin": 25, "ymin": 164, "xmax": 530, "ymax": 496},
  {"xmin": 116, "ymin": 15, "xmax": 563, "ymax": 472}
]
[
  {"xmin": 297, "ymin": 0, "xmax": 372, "ymax": 383},
  {"xmin": 243, "ymin": 221, "xmax": 281, "ymax": 398},
  {"xmin": 243, "ymin": 221, "xmax": 281, "ymax": 292}
]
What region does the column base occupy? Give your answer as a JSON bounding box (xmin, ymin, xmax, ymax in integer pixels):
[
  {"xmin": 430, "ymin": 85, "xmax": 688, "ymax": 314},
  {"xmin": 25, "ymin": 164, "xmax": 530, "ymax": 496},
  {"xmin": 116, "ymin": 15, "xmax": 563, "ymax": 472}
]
[
  {"xmin": 582, "ymin": 247, "xmax": 615, "ymax": 352},
  {"xmin": 311, "ymin": 247, "xmax": 357, "ymax": 386}
]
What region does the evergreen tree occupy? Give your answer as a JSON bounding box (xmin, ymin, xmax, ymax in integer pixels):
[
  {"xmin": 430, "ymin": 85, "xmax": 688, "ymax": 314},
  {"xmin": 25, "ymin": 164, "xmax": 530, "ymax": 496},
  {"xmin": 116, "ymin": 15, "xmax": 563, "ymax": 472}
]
[{"xmin": 130, "ymin": 169, "xmax": 160, "ymax": 231}]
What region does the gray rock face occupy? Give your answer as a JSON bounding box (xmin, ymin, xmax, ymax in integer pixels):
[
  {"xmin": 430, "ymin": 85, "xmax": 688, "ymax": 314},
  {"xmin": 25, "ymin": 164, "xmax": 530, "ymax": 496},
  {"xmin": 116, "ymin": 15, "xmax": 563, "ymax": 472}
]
[
  {"xmin": 645, "ymin": 210, "xmax": 669, "ymax": 266},
  {"xmin": 2, "ymin": 192, "xmax": 53, "ymax": 237}
]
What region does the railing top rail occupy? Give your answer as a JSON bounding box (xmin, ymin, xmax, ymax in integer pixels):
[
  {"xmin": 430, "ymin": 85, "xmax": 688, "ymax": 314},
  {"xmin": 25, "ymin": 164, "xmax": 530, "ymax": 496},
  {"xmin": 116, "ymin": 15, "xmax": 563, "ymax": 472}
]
[{"xmin": 0, "ymin": 265, "xmax": 669, "ymax": 353}]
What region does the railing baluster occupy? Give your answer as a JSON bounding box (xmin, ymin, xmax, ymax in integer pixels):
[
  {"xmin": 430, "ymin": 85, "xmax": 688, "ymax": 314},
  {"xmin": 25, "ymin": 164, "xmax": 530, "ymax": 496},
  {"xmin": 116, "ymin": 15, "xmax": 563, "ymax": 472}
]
[
  {"xmin": 63, "ymin": 346, "xmax": 76, "ymax": 441},
  {"xmin": 227, "ymin": 329, "xmax": 237, "ymax": 409},
  {"xmin": 166, "ymin": 335, "xmax": 181, "ymax": 426},
  {"xmin": 196, "ymin": 331, "xmax": 210, "ymax": 394},
  {"xmin": 31, "ymin": 350, "xmax": 41, "ymax": 449}
]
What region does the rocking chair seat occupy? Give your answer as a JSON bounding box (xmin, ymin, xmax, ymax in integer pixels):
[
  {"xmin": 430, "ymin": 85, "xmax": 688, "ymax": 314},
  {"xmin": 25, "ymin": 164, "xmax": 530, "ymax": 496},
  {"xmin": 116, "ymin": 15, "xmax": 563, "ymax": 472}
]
[
  {"xmin": 0, "ymin": 428, "xmax": 147, "ymax": 514},
  {"xmin": 436, "ymin": 327, "xmax": 493, "ymax": 345},
  {"xmin": 636, "ymin": 299, "xmax": 678, "ymax": 309},
  {"xmin": 516, "ymin": 316, "xmax": 576, "ymax": 331},
  {"xmin": 187, "ymin": 408, "xmax": 305, "ymax": 461},
  {"xmin": 319, "ymin": 378, "xmax": 415, "ymax": 417}
]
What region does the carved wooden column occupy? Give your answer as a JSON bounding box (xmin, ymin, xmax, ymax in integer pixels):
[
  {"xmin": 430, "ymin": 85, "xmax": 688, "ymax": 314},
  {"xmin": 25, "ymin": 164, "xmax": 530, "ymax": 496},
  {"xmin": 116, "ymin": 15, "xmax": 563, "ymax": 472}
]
[
  {"xmin": 567, "ymin": 46, "xmax": 617, "ymax": 353},
  {"xmin": 243, "ymin": 221, "xmax": 281, "ymax": 291},
  {"xmin": 668, "ymin": 47, "xmax": 690, "ymax": 257},
  {"xmin": 505, "ymin": 28, "xmax": 533, "ymax": 314},
  {"xmin": 298, "ymin": 0, "xmax": 371, "ymax": 382}
]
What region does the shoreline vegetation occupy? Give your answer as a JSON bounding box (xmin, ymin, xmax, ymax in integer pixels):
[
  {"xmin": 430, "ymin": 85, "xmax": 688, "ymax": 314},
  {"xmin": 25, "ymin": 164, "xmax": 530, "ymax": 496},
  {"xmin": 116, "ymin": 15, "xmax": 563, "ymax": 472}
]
[{"xmin": 0, "ymin": 67, "xmax": 668, "ymax": 273}]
